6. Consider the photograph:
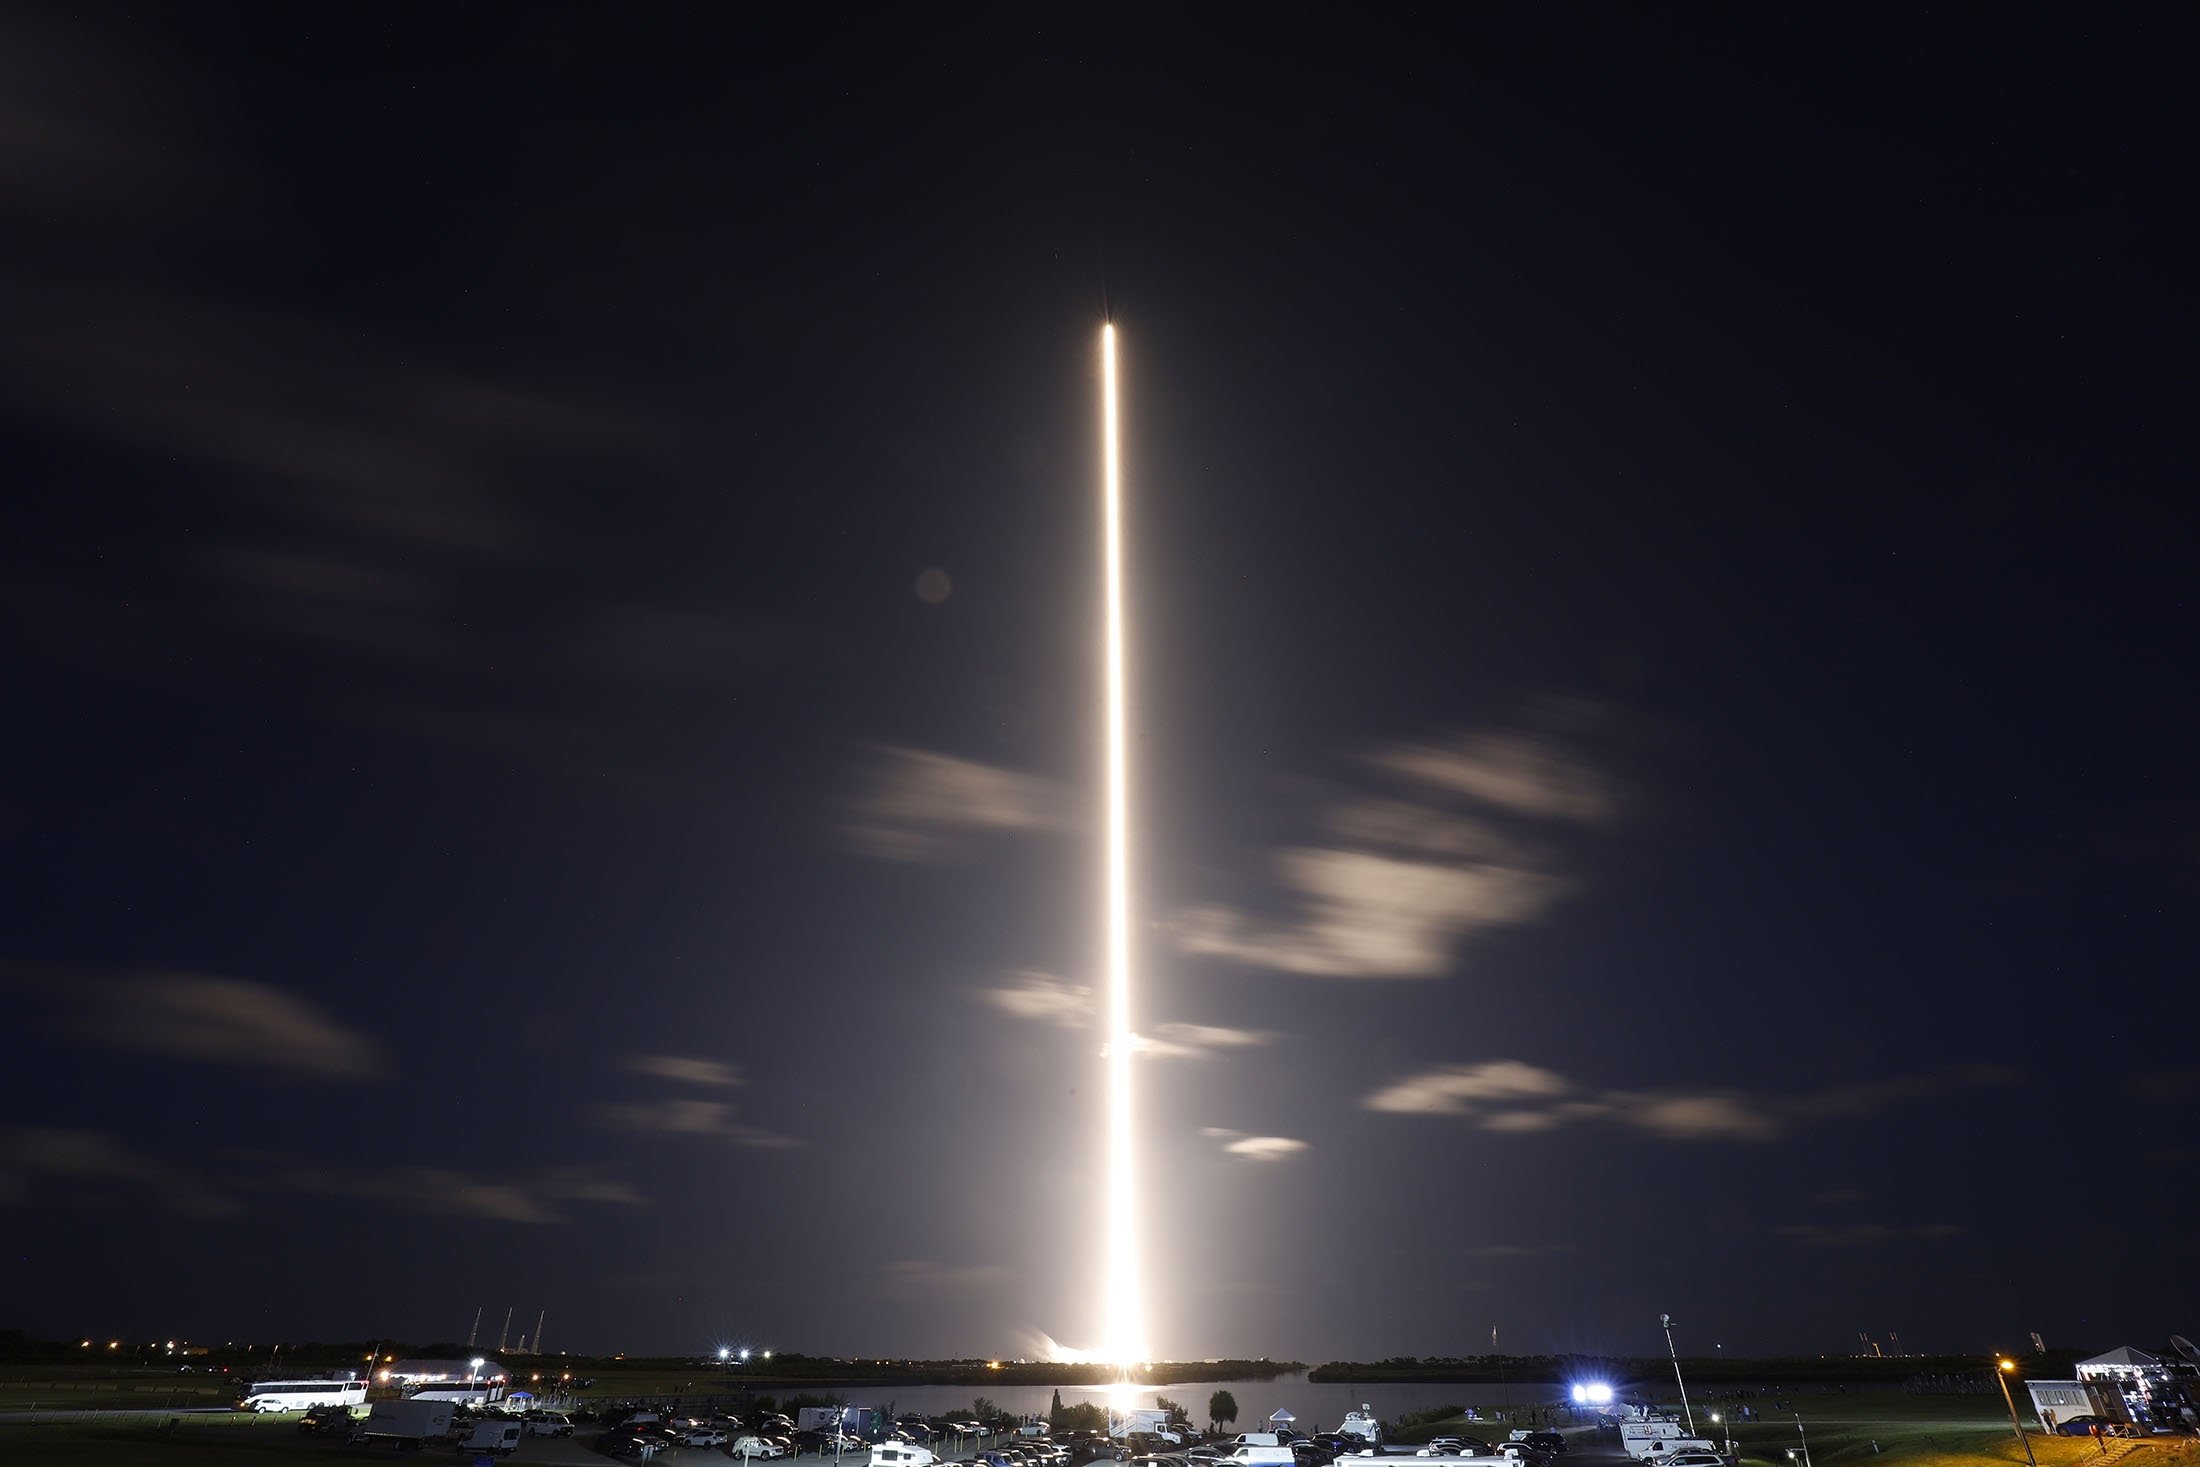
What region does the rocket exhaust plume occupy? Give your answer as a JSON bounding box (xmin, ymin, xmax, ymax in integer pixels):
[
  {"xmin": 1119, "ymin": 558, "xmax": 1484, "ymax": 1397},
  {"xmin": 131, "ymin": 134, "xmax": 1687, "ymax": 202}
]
[{"xmin": 1099, "ymin": 323, "xmax": 1148, "ymax": 1364}]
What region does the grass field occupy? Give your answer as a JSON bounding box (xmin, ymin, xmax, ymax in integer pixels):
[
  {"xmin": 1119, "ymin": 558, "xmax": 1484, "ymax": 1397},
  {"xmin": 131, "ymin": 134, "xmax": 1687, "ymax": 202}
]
[{"xmin": 0, "ymin": 1416, "xmax": 347, "ymax": 1465}]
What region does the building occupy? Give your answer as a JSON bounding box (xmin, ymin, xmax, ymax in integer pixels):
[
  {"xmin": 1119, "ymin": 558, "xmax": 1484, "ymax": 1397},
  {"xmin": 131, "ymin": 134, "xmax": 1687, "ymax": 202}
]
[{"xmin": 2022, "ymin": 1380, "xmax": 2101, "ymax": 1432}]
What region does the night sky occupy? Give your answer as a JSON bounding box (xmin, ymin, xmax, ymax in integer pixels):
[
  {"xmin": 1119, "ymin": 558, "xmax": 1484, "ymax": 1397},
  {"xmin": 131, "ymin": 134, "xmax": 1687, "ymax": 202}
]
[{"xmin": 3, "ymin": 7, "xmax": 2195, "ymax": 1362}]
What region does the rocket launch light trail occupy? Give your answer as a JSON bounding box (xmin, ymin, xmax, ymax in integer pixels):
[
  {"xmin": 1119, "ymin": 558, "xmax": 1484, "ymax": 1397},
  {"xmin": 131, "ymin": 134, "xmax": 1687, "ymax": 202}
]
[{"xmin": 1100, "ymin": 323, "xmax": 1148, "ymax": 1365}]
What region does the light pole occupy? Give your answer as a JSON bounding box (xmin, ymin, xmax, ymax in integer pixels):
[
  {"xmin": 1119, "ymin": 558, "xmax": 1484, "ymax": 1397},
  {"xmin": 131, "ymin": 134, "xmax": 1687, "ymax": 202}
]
[
  {"xmin": 1794, "ymin": 1414, "xmax": 1813, "ymax": 1467},
  {"xmin": 1661, "ymin": 1315, "xmax": 1698, "ymax": 1435},
  {"xmin": 1712, "ymin": 1414, "xmax": 1731, "ymax": 1456},
  {"xmin": 1996, "ymin": 1360, "xmax": 2040, "ymax": 1467}
]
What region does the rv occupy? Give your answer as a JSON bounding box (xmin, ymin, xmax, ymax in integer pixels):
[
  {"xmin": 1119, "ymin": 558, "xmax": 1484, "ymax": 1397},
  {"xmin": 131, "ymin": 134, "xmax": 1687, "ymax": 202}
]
[{"xmin": 873, "ymin": 1445, "xmax": 939, "ymax": 1467}]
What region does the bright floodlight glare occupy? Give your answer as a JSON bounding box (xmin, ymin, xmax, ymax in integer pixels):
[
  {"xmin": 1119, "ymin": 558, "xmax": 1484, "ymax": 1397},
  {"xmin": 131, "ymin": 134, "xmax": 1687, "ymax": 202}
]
[
  {"xmin": 1574, "ymin": 1383, "xmax": 1612, "ymax": 1406},
  {"xmin": 1099, "ymin": 322, "xmax": 1147, "ymax": 1365}
]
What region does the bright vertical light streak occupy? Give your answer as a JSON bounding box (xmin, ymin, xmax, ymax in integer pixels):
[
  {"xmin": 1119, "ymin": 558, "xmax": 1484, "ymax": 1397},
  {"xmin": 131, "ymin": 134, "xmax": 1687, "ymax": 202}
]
[{"xmin": 1100, "ymin": 323, "xmax": 1147, "ymax": 1364}]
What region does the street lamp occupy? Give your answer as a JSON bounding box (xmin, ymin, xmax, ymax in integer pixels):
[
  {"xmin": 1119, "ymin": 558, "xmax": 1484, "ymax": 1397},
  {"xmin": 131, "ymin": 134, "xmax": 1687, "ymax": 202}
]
[
  {"xmin": 470, "ymin": 1357, "xmax": 485, "ymax": 1387},
  {"xmin": 1712, "ymin": 1414, "xmax": 1732, "ymax": 1455},
  {"xmin": 1996, "ymin": 1360, "xmax": 2040, "ymax": 1467}
]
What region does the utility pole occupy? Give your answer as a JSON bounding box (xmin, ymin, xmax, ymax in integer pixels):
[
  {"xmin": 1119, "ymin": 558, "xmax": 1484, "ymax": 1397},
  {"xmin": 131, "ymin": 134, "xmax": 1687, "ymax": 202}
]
[
  {"xmin": 1795, "ymin": 1414, "xmax": 1812, "ymax": 1467},
  {"xmin": 1996, "ymin": 1360, "xmax": 2040, "ymax": 1467},
  {"xmin": 1661, "ymin": 1315, "xmax": 1697, "ymax": 1435},
  {"xmin": 533, "ymin": 1311, "xmax": 546, "ymax": 1357},
  {"xmin": 467, "ymin": 1307, "xmax": 482, "ymax": 1349}
]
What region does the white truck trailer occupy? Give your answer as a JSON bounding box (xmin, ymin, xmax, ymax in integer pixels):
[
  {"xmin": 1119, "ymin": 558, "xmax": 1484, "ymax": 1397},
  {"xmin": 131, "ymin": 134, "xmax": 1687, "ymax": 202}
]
[{"xmin": 354, "ymin": 1397, "xmax": 455, "ymax": 1447}]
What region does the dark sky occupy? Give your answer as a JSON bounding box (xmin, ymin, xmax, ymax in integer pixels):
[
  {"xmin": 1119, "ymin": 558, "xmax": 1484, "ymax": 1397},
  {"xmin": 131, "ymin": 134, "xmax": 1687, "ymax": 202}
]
[{"xmin": 3, "ymin": 5, "xmax": 2195, "ymax": 1362}]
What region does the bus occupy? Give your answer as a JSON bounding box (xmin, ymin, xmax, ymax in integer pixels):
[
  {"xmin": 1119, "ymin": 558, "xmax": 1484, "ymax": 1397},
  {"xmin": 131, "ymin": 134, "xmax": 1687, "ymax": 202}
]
[{"xmin": 240, "ymin": 1378, "xmax": 369, "ymax": 1413}]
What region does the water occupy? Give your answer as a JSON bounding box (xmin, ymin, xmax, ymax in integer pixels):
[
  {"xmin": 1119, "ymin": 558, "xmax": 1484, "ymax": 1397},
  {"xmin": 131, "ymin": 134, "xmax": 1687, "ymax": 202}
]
[{"xmin": 792, "ymin": 1374, "xmax": 1583, "ymax": 1430}]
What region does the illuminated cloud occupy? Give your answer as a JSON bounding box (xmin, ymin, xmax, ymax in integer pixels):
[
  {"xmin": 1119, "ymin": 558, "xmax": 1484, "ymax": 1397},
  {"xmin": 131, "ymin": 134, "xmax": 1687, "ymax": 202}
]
[
  {"xmin": 1177, "ymin": 849, "xmax": 1564, "ymax": 978},
  {"xmin": 1326, "ymin": 800, "xmax": 1535, "ymax": 862},
  {"xmin": 65, "ymin": 971, "xmax": 383, "ymax": 1078},
  {"xmin": 977, "ymin": 970, "xmax": 1093, "ymax": 1028},
  {"xmin": 846, "ymin": 746, "xmax": 1068, "ymax": 862},
  {"xmin": 1172, "ymin": 718, "xmax": 1603, "ymax": 979},
  {"xmin": 626, "ymin": 1054, "xmax": 743, "ymax": 1087},
  {"xmin": 1199, "ymin": 1128, "xmax": 1309, "ymax": 1162},
  {"xmin": 1373, "ymin": 732, "xmax": 1614, "ymax": 821},
  {"xmin": 1366, "ymin": 1061, "xmax": 2012, "ymax": 1143},
  {"xmin": 1607, "ymin": 1091, "xmax": 1780, "ymax": 1141},
  {"xmin": 976, "ymin": 976, "xmax": 1270, "ymax": 1060},
  {"xmin": 1139, "ymin": 1022, "xmax": 1278, "ymax": 1060},
  {"xmin": 1365, "ymin": 1060, "xmax": 1573, "ymax": 1114}
]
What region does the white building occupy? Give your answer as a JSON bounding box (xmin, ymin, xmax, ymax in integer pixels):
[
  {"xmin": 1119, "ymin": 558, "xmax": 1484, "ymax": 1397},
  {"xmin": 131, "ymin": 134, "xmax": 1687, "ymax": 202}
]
[{"xmin": 2022, "ymin": 1380, "xmax": 2100, "ymax": 1432}]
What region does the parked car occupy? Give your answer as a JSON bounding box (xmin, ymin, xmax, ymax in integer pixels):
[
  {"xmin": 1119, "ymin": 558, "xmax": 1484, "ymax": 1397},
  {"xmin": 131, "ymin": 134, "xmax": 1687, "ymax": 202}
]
[
  {"xmin": 681, "ymin": 1426, "xmax": 730, "ymax": 1447},
  {"xmin": 733, "ymin": 1435, "xmax": 791, "ymax": 1459},
  {"xmin": 297, "ymin": 1404, "xmax": 355, "ymax": 1435},
  {"xmin": 2053, "ymin": 1418, "xmax": 2113, "ymax": 1437},
  {"xmin": 1655, "ymin": 1454, "xmax": 1725, "ymax": 1467},
  {"xmin": 1522, "ymin": 1436, "xmax": 1566, "ymax": 1457}
]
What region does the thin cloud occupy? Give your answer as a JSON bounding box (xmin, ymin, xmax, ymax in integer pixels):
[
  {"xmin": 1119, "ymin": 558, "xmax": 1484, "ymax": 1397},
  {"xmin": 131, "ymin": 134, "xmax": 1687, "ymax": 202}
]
[
  {"xmin": 1373, "ymin": 732, "xmax": 1614, "ymax": 821},
  {"xmin": 61, "ymin": 970, "xmax": 383, "ymax": 1079},
  {"xmin": 1139, "ymin": 1022, "xmax": 1278, "ymax": 1060},
  {"xmin": 877, "ymin": 1259, "xmax": 1014, "ymax": 1294},
  {"xmin": 262, "ymin": 1162, "xmax": 648, "ymax": 1224},
  {"xmin": 1607, "ymin": 1092, "xmax": 1780, "ymax": 1141},
  {"xmin": 1778, "ymin": 1222, "xmax": 1964, "ymax": 1247},
  {"xmin": 1365, "ymin": 1061, "xmax": 2015, "ymax": 1143},
  {"xmin": 0, "ymin": 1126, "xmax": 238, "ymax": 1217},
  {"xmin": 976, "ymin": 975, "xmax": 1274, "ymax": 1061},
  {"xmin": 976, "ymin": 971, "xmax": 1093, "ymax": 1028},
  {"xmin": 1199, "ymin": 1127, "xmax": 1309, "ymax": 1163},
  {"xmin": 846, "ymin": 747, "xmax": 1068, "ymax": 862},
  {"xmin": 626, "ymin": 1055, "xmax": 743, "ymax": 1087},
  {"xmin": 599, "ymin": 1099, "xmax": 802, "ymax": 1150}
]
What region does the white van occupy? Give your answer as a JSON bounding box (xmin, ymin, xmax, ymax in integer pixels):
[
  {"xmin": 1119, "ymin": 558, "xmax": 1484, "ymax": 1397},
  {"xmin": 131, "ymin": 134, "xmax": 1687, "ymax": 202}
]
[
  {"xmin": 1642, "ymin": 1442, "xmax": 1719, "ymax": 1462},
  {"xmin": 462, "ymin": 1419, "xmax": 525, "ymax": 1455}
]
